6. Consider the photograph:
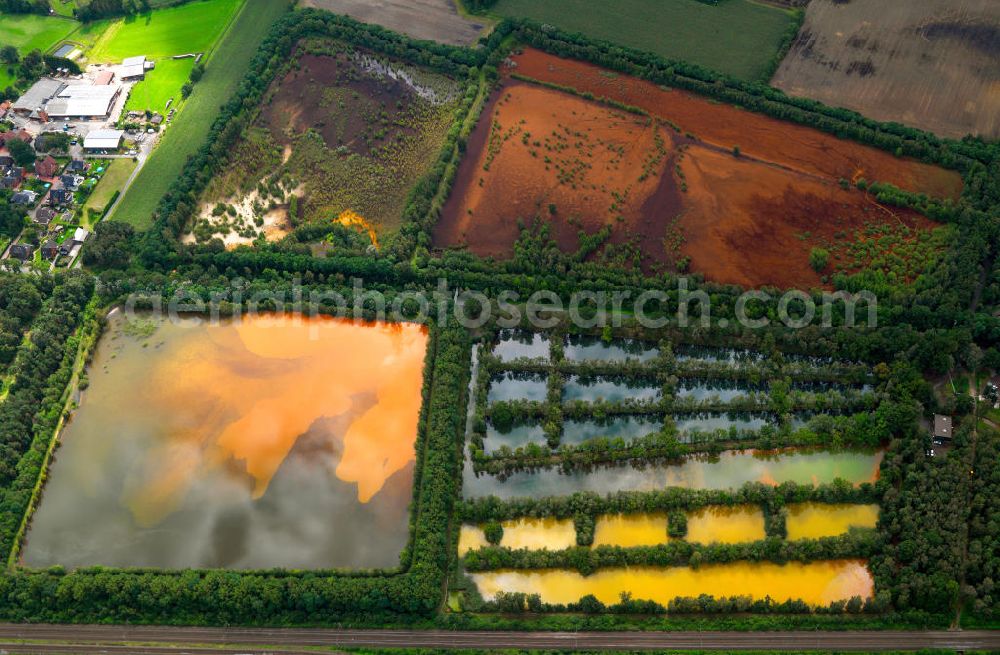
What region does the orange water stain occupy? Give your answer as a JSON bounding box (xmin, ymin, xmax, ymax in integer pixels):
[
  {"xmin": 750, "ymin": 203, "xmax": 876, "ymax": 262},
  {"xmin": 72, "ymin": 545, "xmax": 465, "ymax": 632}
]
[
  {"xmin": 125, "ymin": 314, "xmax": 427, "ymax": 522},
  {"xmin": 336, "ymin": 209, "xmax": 380, "ymax": 250}
]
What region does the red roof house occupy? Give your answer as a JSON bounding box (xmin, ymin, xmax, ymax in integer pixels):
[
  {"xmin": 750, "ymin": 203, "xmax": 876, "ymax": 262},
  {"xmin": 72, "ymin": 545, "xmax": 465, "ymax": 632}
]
[{"xmin": 35, "ymin": 155, "xmax": 59, "ymax": 178}]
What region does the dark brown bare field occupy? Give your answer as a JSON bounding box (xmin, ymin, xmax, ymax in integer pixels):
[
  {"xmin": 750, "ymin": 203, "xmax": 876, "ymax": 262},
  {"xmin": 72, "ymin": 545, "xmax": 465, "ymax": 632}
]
[
  {"xmin": 772, "ymin": 0, "xmax": 1000, "ymax": 140},
  {"xmin": 260, "ymin": 53, "xmax": 416, "ymax": 158},
  {"xmin": 434, "ymin": 49, "xmax": 954, "ymax": 289}
]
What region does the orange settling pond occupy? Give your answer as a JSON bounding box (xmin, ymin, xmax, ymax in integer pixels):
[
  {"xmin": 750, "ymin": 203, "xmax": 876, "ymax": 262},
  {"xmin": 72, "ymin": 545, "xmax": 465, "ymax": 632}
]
[{"xmin": 23, "ymin": 312, "xmax": 428, "ymax": 570}]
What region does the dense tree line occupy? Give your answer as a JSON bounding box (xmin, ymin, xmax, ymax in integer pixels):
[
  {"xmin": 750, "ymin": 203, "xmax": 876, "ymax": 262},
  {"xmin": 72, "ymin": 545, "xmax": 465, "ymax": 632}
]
[
  {"xmin": 964, "ymin": 423, "xmax": 1000, "ymax": 622},
  {"xmin": 0, "ymin": 0, "xmax": 49, "ymax": 14},
  {"xmin": 0, "ymin": 271, "xmax": 93, "ymax": 560},
  {"xmin": 0, "ymin": 274, "xmax": 48, "ymax": 373},
  {"xmin": 867, "ymin": 366, "xmax": 968, "ymax": 617},
  {"xmin": 27, "ymin": 1, "xmax": 997, "ymax": 627}
]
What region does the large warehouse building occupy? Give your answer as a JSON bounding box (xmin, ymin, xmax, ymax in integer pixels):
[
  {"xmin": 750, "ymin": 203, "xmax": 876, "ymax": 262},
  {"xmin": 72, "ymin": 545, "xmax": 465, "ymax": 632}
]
[
  {"xmin": 45, "ymin": 85, "xmax": 121, "ymax": 120},
  {"xmin": 11, "ymin": 78, "xmax": 122, "ymax": 121}
]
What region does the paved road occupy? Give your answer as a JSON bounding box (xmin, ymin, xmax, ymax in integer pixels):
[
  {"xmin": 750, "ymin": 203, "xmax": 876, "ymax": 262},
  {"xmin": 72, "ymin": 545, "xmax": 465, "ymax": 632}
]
[{"xmin": 0, "ymin": 625, "xmax": 998, "ymax": 653}]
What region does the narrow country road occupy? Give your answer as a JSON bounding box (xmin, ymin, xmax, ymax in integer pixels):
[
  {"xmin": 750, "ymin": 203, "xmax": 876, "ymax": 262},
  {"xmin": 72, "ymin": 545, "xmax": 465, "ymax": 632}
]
[{"xmin": 0, "ymin": 625, "xmax": 998, "ymax": 653}]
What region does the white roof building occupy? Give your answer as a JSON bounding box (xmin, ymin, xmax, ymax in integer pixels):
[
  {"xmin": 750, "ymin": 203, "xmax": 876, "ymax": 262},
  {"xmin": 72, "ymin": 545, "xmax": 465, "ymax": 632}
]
[
  {"xmin": 73, "ymin": 227, "xmax": 90, "ymax": 243},
  {"xmin": 121, "ymin": 64, "xmax": 146, "ymax": 79},
  {"xmin": 83, "ymin": 129, "xmax": 125, "ymax": 151},
  {"xmin": 45, "ymin": 85, "xmax": 121, "ymax": 119},
  {"xmin": 121, "ymin": 56, "xmax": 148, "ymax": 79}
]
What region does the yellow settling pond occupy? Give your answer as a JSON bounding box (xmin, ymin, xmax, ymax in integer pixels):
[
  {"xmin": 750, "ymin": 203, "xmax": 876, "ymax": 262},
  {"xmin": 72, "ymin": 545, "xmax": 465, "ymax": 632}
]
[
  {"xmin": 786, "ymin": 503, "xmax": 879, "ymax": 540},
  {"xmin": 686, "ymin": 505, "xmax": 766, "ymax": 543},
  {"xmin": 459, "ymin": 518, "xmax": 576, "ymax": 555},
  {"xmin": 593, "ymin": 513, "xmax": 669, "ymax": 547},
  {"xmin": 590, "ymin": 506, "xmax": 765, "ymax": 547},
  {"xmin": 472, "ymin": 560, "xmax": 873, "ymax": 607}
]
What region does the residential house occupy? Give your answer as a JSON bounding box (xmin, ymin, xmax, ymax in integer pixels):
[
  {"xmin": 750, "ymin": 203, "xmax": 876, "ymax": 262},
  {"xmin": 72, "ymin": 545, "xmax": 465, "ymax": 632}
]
[
  {"xmin": 34, "ymin": 207, "xmax": 57, "ymax": 226},
  {"xmin": 60, "ymin": 174, "xmax": 82, "ymax": 190},
  {"xmin": 1, "ymin": 166, "xmax": 24, "ymax": 189},
  {"xmin": 49, "ymin": 188, "xmax": 72, "ymax": 205},
  {"xmin": 0, "ymin": 129, "xmax": 32, "ymax": 146},
  {"xmin": 40, "ymin": 239, "xmax": 60, "ymax": 261},
  {"xmin": 66, "ymin": 159, "xmax": 88, "ymax": 173},
  {"xmin": 8, "ymin": 243, "xmax": 33, "ymax": 261},
  {"xmin": 933, "ymin": 414, "xmax": 953, "ymax": 444},
  {"xmin": 72, "ymin": 227, "xmax": 90, "ymax": 244},
  {"xmin": 11, "ymin": 190, "xmax": 36, "ymax": 205},
  {"xmin": 0, "ymin": 156, "xmax": 13, "ymax": 169},
  {"xmin": 35, "ymin": 156, "xmax": 59, "ymax": 178}
]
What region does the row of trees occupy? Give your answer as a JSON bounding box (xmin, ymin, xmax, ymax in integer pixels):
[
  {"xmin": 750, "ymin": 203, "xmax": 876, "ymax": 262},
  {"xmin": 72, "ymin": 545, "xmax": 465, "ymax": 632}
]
[
  {"xmin": 480, "ymin": 589, "xmax": 884, "ymax": 617},
  {"xmin": 459, "ymin": 480, "xmax": 880, "ymax": 524},
  {"xmin": 0, "ymin": 271, "xmax": 94, "ymax": 561},
  {"xmin": 463, "ymin": 530, "xmax": 878, "ymax": 576}
]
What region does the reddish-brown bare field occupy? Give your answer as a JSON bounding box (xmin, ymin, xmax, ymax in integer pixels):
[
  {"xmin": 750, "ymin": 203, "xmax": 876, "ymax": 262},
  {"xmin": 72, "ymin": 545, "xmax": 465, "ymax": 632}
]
[
  {"xmin": 435, "ymin": 82, "xmax": 679, "ymax": 264},
  {"xmin": 434, "ymin": 49, "xmax": 956, "ymax": 289},
  {"xmin": 511, "ymin": 49, "xmax": 964, "ymax": 200},
  {"xmin": 675, "ymin": 144, "xmax": 936, "ymax": 289}
]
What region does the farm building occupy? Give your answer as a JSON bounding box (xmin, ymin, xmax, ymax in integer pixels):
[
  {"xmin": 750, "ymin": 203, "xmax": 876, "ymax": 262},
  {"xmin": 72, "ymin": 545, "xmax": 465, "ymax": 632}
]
[
  {"xmin": 121, "ymin": 56, "xmax": 151, "ymax": 80},
  {"xmin": 10, "ymin": 79, "xmax": 65, "ymax": 118},
  {"xmin": 45, "ymin": 85, "xmax": 122, "ymax": 120},
  {"xmin": 94, "ymin": 70, "xmax": 115, "ymax": 86},
  {"xmin": 83, "ymin": 130, "xmax": 125, "ymax": 152}
]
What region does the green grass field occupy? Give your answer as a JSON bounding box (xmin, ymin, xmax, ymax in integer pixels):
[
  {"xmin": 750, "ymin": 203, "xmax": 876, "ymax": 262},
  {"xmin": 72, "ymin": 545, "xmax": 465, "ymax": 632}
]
[
  {"xmin": 489, "ymin": 0, "xmax": 796, "ymax": 81},
  {"xmin": 87, "ymin": 0, "xmax": 244, "ymax": 62},
  {"xmin": 0, "ymin": 13, "xmax": 80, "ymax": 53},
  {"xmin": 0, "ymin": 13, "xmax": 82, "ymax": 90},
  {"xmin": 124, "ymin": 58, "xmax": 195, "ymax": 114},
  {"xmin": 110, "ymin": 0, "xmax": 290, "ymax": 229},
  {"xmin": 83, "ymin": 159, "xmax": 137, "ymax": 227}
]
